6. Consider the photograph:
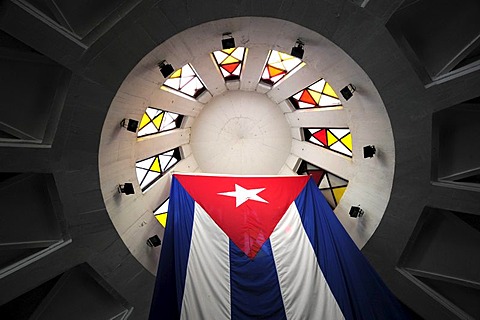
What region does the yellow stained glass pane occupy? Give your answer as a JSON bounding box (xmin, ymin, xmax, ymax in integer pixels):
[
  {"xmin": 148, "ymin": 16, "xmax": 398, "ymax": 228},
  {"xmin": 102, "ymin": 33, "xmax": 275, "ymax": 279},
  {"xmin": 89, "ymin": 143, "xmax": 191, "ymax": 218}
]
[
  {"xmin": 139, "ymin": 113, "xmax": 151, "ymax": 130},
  {"xmin": 223, "ymin": 48, "xmax": 235, "ymax": 54},
  {"xmin": 152, "ymin": 112, "xmax": 164, "ymax": 129},
  {"xmin": 333, "ymin": 187, "xmax": 347, "ymax": 204},
  {"xmin": 323, "ymin": 82, "xmax": 338, "ymax": 98},
  {"xmin": 156, "ymin": 213, "xmax": 168, "ymax": 228},
  {"xmin": 278, "ymin": 52, "xmax": 295, "ymax": 61},
  {"xmin": 327, "ymin": 130, "xmax": 338, "ymax": 146},
  {"xmin": 170, "ymin": 69, "xmax": 181, "ymax": 78},
  {"xmin": 308, "ymin": 89, "xmax": 321, "ymax": 104},
  {"xmin": 341, "ymin": 133, "xmax": 352, "ymax": 151},
  {"xmin": 150, "ymin": 157, "xmax": 161, "ymax": 173},
  {"xmin": 222, "ymin": 55, "xmax": 239, "ymax": 65}
]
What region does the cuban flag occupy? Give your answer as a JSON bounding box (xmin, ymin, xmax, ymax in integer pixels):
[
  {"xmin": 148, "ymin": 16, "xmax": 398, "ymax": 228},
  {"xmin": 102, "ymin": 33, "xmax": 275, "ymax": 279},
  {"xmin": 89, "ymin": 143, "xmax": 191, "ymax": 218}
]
[{"xmin": 149, "ymin": 174, "xmax": 410, "ymax": 320}]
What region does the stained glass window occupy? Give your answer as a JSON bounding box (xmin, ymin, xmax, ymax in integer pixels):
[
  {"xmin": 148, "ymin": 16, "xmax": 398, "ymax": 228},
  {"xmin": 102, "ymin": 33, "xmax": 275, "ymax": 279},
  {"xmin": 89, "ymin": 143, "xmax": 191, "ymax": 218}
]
[
  {"xmin": 212, "ymin": 47, "xmax": 246, "ymax": 81},
  {"xmin": 162, "ymin": 64, "xmax": 207, "ymax": 99},
  {"xmin": 154, "ymin": 198, "xmax": 169, "ymax": 228},
  {"xmin": 137, "ymin": 107, "xmax": 184, "ymax": 138},
  {"xmin": 135, "ymin": 148, "xmax": 181, "ymax": 191},
  {"xmin": 260, "ymin": 50, "xmax": 303, "ymax": 86},
  {"xmin": 289, "ymin": 79, "xmax": 341, "ymax": 109},
  {"xmin": 304, "ymin": 128, "xmax": 353, "ymax": 157},
  {"xmin": 297, "ymin": 160, "xmax": 348, "ymax": 209}
]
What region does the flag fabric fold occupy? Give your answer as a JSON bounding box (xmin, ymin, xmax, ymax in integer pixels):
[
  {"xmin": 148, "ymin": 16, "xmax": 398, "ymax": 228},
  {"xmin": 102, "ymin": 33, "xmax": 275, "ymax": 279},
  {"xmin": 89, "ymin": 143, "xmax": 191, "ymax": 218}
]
[{"xmin": 149, "ymin": 174, "xmax": 410, "ymax": 320}]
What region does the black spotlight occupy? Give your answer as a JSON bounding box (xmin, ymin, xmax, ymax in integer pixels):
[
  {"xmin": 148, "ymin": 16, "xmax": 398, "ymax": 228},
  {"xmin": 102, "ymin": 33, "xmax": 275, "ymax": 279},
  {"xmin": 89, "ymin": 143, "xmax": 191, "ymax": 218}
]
[
  {"xmin": 340, "ymin": 84, "xmax": 356, "ymax": 101},
  {"xmin": 290, "ymin": 39, "xmax": 304, "ymax": 59},
  {"xmin": 222, "ymin": 32, "xmax": 235, "ymax": 49},
  {"xmin": 147, "ymin": 235, "xmax": 162, "ymax": 247},
  {"xmin": 158, "ymin": 60, "xmax": 174, "ymax": 78},
  {"xmin": 363, "ymin": 145, "xmax": 376, "ymax": 158},
  {"xmin": 349, "ymin": 206, "xmax": 364, "ymax": 218},
  {"xmin": 120, "ymin": 118, "xmax": 139, "ymax": 133},
  {"xmin": 118, "ymin": 183, "xmax": 135, "ymax": 195}
]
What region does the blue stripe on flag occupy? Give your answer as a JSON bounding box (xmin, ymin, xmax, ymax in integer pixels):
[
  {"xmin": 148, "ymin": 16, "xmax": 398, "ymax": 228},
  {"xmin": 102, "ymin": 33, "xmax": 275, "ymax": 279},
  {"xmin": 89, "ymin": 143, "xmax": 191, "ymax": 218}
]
[
  {"xmin": 230, "ymin": 239, "xmax": 287, "ymax": 320},
  {"xmin": 295, "ymin": 178, "xmax": 410, "ymax": 320},
  {"xmin": 149, "ymin": 176, "xmax": 195, "ymax": 320}
]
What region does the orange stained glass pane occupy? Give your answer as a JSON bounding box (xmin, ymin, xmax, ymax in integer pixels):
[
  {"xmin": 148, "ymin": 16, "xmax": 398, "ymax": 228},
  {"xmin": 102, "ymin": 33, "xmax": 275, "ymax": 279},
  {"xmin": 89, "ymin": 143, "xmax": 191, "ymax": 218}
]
[{"xmin": 299, "ymin": 90, "xmax": 316, "ymax": 105}]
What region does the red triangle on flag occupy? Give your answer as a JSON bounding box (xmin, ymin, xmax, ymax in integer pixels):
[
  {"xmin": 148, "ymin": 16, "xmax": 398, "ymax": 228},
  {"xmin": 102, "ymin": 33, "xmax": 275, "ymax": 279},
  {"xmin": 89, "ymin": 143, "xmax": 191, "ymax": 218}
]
[{"xmin": 175, "ymin": 174, "xmax": 309, "ymax": 259}]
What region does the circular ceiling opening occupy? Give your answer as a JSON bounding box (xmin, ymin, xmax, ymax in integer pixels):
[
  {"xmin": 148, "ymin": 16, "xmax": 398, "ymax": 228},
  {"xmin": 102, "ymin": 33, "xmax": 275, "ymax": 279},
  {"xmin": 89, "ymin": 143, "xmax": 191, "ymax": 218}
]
[
  {"xmin": 191, "ymin": 90, "xmax": 292, "ymax": 175},
  {"xmin": 99, "ymin": 17, "xmax": 395, "ymax": 274}
]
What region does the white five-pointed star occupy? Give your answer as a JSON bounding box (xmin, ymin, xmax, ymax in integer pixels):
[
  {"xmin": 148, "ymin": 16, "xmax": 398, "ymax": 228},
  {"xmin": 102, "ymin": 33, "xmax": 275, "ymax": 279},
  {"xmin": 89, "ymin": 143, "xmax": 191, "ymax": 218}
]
[{"xmin": 218, "ymin": 184, "xmax": 269, "ymax": 207}]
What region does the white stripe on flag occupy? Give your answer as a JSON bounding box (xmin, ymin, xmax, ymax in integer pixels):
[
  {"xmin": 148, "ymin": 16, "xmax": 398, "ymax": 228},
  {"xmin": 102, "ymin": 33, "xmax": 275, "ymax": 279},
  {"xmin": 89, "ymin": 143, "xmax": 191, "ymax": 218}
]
[
  {"xmin": 270, "ymin": 202, "xmax": 345, "ymax": 320},
  {"xmin": 180, "ymin": 202, "xmax": 231, "ymax": 320}
]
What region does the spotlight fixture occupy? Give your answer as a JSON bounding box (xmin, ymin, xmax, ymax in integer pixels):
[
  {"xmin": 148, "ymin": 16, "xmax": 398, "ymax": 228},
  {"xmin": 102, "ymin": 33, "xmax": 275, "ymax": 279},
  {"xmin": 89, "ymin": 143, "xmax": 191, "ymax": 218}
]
[
  {"xmin": 290, "ymin": 39, "xmax": 305, "ymax": 59},
  {"xmin": 349, "ymin": 206, "xmax": 364, "ymax": 218},
  {"xmin": 158, "ymin": 60, "xmax": 174, "ymax": 78},
  {"xmin": 146, "ymin": 235, "xmax": 162, "ymax": 247},
  {"xmin": 118, "ymin": 183, "xmax": 135, "ymax": 195},
  {"xmin": 363, "ymin": 145, "xmax": 376, "ymax": 158},
  {"xmin": 120, "ymin": 118, "xmax": 139, "ymax": 133},
  {"xmin": 222, "ymin": 32, "xmax": 235, "ymax": 49},
  {"xmin": 340, "ymin": 84, "xmax": 356, "ymax": 101}
]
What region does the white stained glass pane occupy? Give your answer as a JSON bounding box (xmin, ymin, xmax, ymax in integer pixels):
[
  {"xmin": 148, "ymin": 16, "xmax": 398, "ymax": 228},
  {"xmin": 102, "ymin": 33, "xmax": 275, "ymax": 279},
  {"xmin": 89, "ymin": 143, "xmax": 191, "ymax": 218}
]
[
  {"xmin": 232, "ymin": 65, "xmax": 241, "ymax": 76},
  {"xmin": 213, "ymin": 51, "xmax": 228, "ymax": 63},
  {"xmin": 270, "ymin": 61, "xmax": 285, "ymax": 70},
  {"xmin": 145, "ymin": 107, "xmax": 160, "ymax": 119},
  {"xmin": 179, "ymin": 75, "xmax": 194, "ymax": 89},
  {"xmin": 321, "ymin": 189, "xmax": 336, "ymax": 207},
  {"xmin": 319, "ymin": 95, "xmax": 341, "ymax": 107},
  {"xmin": 309, "ymin": 136, "xmax": 324, "ymax": 146},
  {"xmin": 141, "ymin": 171, "xmax": 161, "ymax": 189},
  {"xmin": 159, "ymin": 154, "xmax": 173, "ymax": 171},
  {"xmin": 293, "ymin": 92, "xmax": 302, "ymax": 100},
  {"xmin": 330, "ymin": 129, "xmax": 350, "ymax": 138},
  {"xmin": 309, "ymin": 79, "xmax": 326, "ymax": 93},
  {"xmin": 154, "ymin": 198, "xmax": 170, "ymax": 215},
  {"xmin": 220, "ymin": 68, "xmax": 230, "ymax": 77},
  {"xmin": 270, "ymin": 74, "xmax": 284, "ymax": 84},
  {"xmin": 136, "ymin": 168, "xmax": 148, "ymax": 185},
  {"xmin": 327, "ymin": 173, "xmax": 348, "ymax": 188},
  {"xmin": 261, "ymin": 67, "xmax": 270, "ymax": 79},
  {"xmin": 164, "ymin": 156, "xmax": 179, "ymax": 171},
  {"xmin": 231, "ymin": 47, "xmax": 245, "ymax": 60},
  {"xmin": 319, "ymin": 175, "xmax": 330, "ymax": 189},
  {"xmin": 308, "ymin": 128, "xmax": 318, "ymax": 134},
  {"xmin": 268, "ymin": 51, "xmax": 281, "ymax": 63},
  {"xmin": 298, "ymin": 101, "xmax": 313, "ymax": 109},
  {"xmin": 136, "ymin": 156, "xmax": 155, "ymax": 170},
  {"xmin": 162, "ymin": 121, "xmax": 176, "ymax": 131},
  {"xmin": 282, "ymin": 58, "xmax": 301, "ymax": 71},
  {"xmin": 194, "ymin": 78, "xmax": 204, "ymax": 90},
  {"xmin": 137, "ymin": 122, "xmax": 158, "ymax": 137},
  {"xmin": 182, "ymin": 64, "xmax": 195, "ymax": 77},
  {"xmin": 181, "ymin": 78, "xmax": 198, "ymax": 96},
  {"xmin": 330, "ymin": 141, "xmax": 353, "ymax": 157},
  {"xmin": 164, "ymin": 77, "xmax": 181, "ymax": 90}
]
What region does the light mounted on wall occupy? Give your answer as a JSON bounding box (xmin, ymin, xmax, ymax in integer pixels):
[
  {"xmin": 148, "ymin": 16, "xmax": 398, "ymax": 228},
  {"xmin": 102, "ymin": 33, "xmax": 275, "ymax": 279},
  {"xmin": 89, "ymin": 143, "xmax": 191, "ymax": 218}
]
[
  {"xmin": 120, "ymin": 118, "xmax": 139, "ymax": 133},
  {"xmin": 349, "ymin": 205, "xmax": 364, "ymax": 218},
  {"xmin": 340, "ymin": 84, "xmax": 356, "ymax": 101},
  {"xmin": 118, "ymin": 183, "xmax": 135, "ymax": 195},
  {"xmin": 290, "ymin": 39, "xmax": 305, "ymax": 59},
  {"xmin": 146, "ymin": 235, "xmax": 162, "ymax": 247},
  {"xmin": 363, "ymin": 145, "xmax": 376, "ymax": 158},
  {"xmin": 221, "ymin": 32, "xmax": 235, "ymax": 49},
  {"xmin": 158, "ymin": 60, "xmax": 174, "ymax": 78}
]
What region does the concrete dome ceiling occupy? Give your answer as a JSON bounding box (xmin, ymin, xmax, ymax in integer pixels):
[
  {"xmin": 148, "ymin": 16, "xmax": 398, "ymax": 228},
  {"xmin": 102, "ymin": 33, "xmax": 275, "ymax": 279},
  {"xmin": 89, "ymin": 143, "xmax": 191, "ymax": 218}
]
[
  {"xmin": 3, "ymin": 1, "xmax": 479, "ymax": 319},
  {"xmin": 99, "ymin": 17, "xmax": 395, "ymax": 275}
]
